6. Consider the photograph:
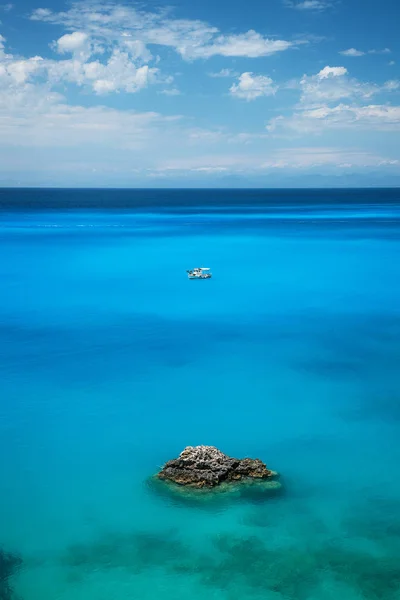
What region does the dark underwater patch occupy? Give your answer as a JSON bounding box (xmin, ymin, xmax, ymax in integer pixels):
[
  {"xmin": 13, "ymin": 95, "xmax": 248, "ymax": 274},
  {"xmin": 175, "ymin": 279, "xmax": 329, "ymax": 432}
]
[
  {"xmin": 340, "ymin": 391, "xmax": 400, "ymax": 423},
  {"xmin": 241, "ymin": 499, "xmax": 329, "ymax": 537},
  {"xmin": 295, "ymin": 356, "xmax": 366, "ymax": 378},
  {"xmin": 0, "ymin": 549, "xmax": 22, "ymax": 600},
  {"xmin": 290, "ymin": 312, "xmax": 400, "ymax": 386},
  {"xmin": 314, "ymin": 543, "xmax": 400, "ymax": 600},
  {"xmin": 203, "ymin": 534, "xmax": 400, "ymax": 600},
  {"xmin": 61, "ymin": 528, "xmax": 198, "ymax": 577},
  {"xmin": 0, "ymin": 313, "xmax": 229, "ymax": 381},
  {"xmin": 201, "ymin": 534, "xmax": 321, "ymax": 599},
  {"xmin": 342, "ymin": 496, "xmax": 400, "ymax": 545},
  {"xmin": 59, "ymin": 522, "xmax": 400, "ymax": 600}
]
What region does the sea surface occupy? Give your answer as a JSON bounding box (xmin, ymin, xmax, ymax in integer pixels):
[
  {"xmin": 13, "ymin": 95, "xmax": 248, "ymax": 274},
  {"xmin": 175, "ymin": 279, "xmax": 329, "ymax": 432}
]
[{"xmin": 1, "ymin": 188, "xmax": 400, "ymax": 600}]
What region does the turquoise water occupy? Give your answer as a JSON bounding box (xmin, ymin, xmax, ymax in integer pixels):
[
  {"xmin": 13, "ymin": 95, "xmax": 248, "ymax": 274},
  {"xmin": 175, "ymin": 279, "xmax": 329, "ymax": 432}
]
[{"xmin": 1, "ymin": 190, "xmax": 400, "ymax": 600}]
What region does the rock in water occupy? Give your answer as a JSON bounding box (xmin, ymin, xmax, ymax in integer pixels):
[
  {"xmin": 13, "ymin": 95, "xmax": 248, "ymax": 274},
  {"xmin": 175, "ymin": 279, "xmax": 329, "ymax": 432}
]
[{"xmin": 157, "ymin": 445, "xmax": 276, "ymax": 488}]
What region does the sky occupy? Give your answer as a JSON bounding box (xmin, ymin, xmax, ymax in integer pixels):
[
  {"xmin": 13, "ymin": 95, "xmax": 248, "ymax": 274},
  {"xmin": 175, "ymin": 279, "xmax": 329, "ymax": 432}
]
[{"xmin": 0, "ymin": 0, "xmax": 399, "ymax": 187}]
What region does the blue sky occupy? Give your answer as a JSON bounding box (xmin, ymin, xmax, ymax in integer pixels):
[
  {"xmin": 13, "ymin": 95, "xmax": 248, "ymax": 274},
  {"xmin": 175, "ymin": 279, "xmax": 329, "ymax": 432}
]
[{"xmin": 0, "ymin": 0, "xmax": 399, "ymax": 186}]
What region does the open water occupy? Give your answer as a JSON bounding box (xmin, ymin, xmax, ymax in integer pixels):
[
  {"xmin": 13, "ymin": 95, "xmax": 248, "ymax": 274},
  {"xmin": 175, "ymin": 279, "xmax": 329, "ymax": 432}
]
[{"xmin": 1, "ymin": 188, "xmax": 400, "ymax": 600}]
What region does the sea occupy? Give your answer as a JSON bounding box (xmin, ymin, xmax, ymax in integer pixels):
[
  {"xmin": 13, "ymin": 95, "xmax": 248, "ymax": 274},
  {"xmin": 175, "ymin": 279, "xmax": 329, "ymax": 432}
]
[{"xmin": 1, "ymin": 188, "xmax": 400, "ymax": 600}]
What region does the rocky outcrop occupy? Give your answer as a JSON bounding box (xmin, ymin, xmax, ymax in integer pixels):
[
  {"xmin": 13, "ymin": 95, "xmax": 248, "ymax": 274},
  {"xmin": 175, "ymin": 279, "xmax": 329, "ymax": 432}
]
[{"xmin": 157, "ymin": 445, "xmax": 277, "ymax": 488}]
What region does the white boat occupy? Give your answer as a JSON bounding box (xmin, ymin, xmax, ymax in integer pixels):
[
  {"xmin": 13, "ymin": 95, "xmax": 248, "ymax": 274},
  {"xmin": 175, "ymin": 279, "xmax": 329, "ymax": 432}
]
[{"xmin": 187, "ymin": 267, "xmax": 212, "ymax": 279}]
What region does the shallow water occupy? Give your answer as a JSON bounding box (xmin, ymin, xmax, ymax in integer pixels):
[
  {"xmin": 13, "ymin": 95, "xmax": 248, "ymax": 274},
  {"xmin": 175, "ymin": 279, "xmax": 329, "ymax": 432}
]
[{"xmin": 1, "ymin": 189, "xmax": 400, "ymax": 600}]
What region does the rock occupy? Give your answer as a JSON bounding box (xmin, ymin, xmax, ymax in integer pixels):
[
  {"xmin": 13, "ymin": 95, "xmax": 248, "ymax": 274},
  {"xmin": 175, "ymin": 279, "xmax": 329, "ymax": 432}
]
[{"xmin": 157, "ymin": 445, "xmax": 276, "ymax": 488}]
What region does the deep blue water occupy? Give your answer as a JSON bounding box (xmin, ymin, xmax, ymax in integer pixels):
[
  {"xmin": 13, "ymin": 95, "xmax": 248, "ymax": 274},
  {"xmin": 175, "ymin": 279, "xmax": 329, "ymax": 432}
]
[{"xmin": 1, "ymin": 188, "xmax": 400, "ymax": 600}]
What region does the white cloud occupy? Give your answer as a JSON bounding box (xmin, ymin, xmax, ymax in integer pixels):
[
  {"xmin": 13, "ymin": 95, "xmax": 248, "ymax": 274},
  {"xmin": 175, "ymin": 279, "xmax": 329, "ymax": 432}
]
[
  {"xmin": 208, "ymin": 68, "xmax": 238, "ymax": 78},
  {"xmin": 368, "ymin": 48, "xmax": 391, "ymax": 55},
  {"xmin": 0, "ymin": 35, "xmax": 180, "ymax": 156},
  {"xmin": 378, "ymin": 159, "xmax": 399, "ymax": 166},
  {"xmin": 0, "ymin": 33, "xmax": 161, "ymax": 95},
  {"xmin": 266, "ymin": 65, "xmax": 400, "ymax": 134},
  {"xmin": 298, "ymin": 66, "xmax": 390, "ymax": 107},
  {"xmin": 159, "ymin": 88, "xmax": 181, "ymax": 96},
  {"xmin": 0, "ymin": 33, "xmax": 191, "ymax": 170},
  {"xmin": 182, "ymin": 31, "xmax": 292, "ymax": 60},
  {"xmin": 260, "ymin": 147, "xmax": 396, "ymax": 169},
  {"xmin": 317, "ymin": 66, "xmax": 348, "ymax": 79},
  {"xmin": 1, "ymin": 1, "xmax": 295, "ymax": 118},
  {"xmin": 230, "ymin": 72, "xmax": 277, "ymax": 101},
  {"xmin": 268, "ymin": 104, "xmax": 400, "ymax": 133},
  {"xmin": 285, "ymin": 0, "xmax": 332, "ymax": 10},
  {"xmin": 2, "ymin": 57, "xmax": 397, "ymax": 181},
  {"xmin": 340, "ymin": 48, "xmax": 392, "ymax": 57},
  {"xmin": 149, "ymin": 146, "xmax": 399, "ymax": 175},
  {"xmin": 30, "ymin": 3, "xmax": 294, "ymax": 61},
  {"xmin": 121, "ymin": 39, "xmax": 152, "ymax": 62},
  {"xmin": 0, "ymin": 76, "xmax": 182, "ymax": 151},
  {"xmin": 184, "ymin": 128, "xmax": 272, "ymax": 145},
  {"xmin": 191, "ymin": 166, "xmax": 229, "ymax": 173},
  {"xmin": 156, "ymin": 154, "xmax": 253, "ymax": 172},
  {"xmin": 340, "ymin": 48, "xmax": 365, "ymax": 57},
  {"xmin": 47, "ymin": 51, "xmax": 161, "ymax": 94},
  {"xmin": 30, "ymin": 7, "xmax": 52, "ymax": 19},
  {"xmin": 389, "ymin": 61, "xmax": 396, "ymax": 66},
  {"xmin": 0, "ymin": 3, "xmax": 13, "ymax": 11},
  {"xmin": 186, "ymin": 128, "xmax": 227, "ymax": 144},
  {"xmin": 54, "ymin": 31, "xmax": 89, "ymax": 53},
  {"xmin": 384, "ymin": 80, "xmax": 400, "ymax": 91},
  {"xmin": 0, "ymin": 38, "xmax": 44, "ymax": 84},
  {"xmin": 228, "ymin": 132, "xmax": 270, "ymax": 144},
  {"xmin": 52, "ymin": 31, "xmax": 98, "ymax": 61}
]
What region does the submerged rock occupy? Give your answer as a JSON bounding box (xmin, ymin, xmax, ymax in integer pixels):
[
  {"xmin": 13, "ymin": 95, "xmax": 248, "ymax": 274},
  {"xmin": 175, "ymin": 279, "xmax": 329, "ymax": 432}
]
[{"xmin": 157, "ymin": 445, "xmax": 278, "ymax": 488}]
